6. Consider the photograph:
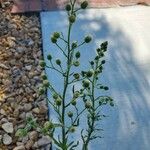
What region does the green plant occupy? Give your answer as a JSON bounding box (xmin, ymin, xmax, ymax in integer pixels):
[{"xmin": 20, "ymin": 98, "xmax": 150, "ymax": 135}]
[{"xmin": 16, "ymin": 0, "xmax": 114, "ymax": 149}]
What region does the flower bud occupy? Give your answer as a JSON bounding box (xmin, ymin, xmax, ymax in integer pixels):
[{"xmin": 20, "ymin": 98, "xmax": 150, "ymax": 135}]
[
  {"xmin": 96, "ymin": 48, "xmax": 101, "ymax": 52},
  {"xmin": 39, "ymin": 87, "xmax": 45, "ymax": 95},
  {"xmin": 72, "ymin": 41, "xmax": 77, "ymax": 49},
  {"xmin": 101, "ymin": 41, "xmax": 108, "ymax": 51},
  {"xmin": 104, "ymin": 86, "xmax": 109, "ymax": 90},
  {"xmin": 90, "ymin": 61, "xmax": 94, "ymax": 65},
  {"xmin": 110, "ymin": 101, "xmax": 114, "ymax": 107},
  {"xmin": 81, "ymin": 1, "xmax": 88, "ymax": 9},
  {"xmin": 86, "ymin": 69, "xmax": 94, "ymax": 77},
  {"xmin": 44, "ymin": 121, "xmax": 54, "ymax": 129},
  {"xmin": 43, "ymin": 80, "xmax": 50, "ymax": 87},
  {"xmin": 94, "ymin": 55, "xmax": 99, "ymax": 61},
  {"xmin": 73, "ymin": 73, "xmax": 80, "ymax": 80},
  {"xmin": 99, "ymin": 52, "xmax": 104, "ymax": 57},
  {"xmin": 85, "ymin": 101, "xmax": 92, "ymax": 108},
  {"xmin": 53, "ymin": 93, "xmax": 58, "ymax": 99},
  {"xmin": 84, "ymin": 35, "xmax": 92, "ymax": 43},
  {"xmin": 71, "ymin": 100, "xmax": 76, "ymax": 106},
  {"xmin": 53, "ymin": 32, "xmax": 60, "ymax": 39},
  {"xmin": 41, "ymin": 74, "xmax": 47, "ymax": 80},
  {"xmin": 75, "ymin": 51, "xmax": 80, "ymax": 58},
  {"xmin": 73, "ymin": 91, "xmax": 80, "ymax": 98},
  {"xmin": 82, "ymin": 79, "xmax": 90, "ymax": 88},
  {"xmin": 67, "ymin": 111, "xmax": 73, "ymax": 118},
  {"xmin": 101, "ymin": 60, "xmax": 105, "ymax": 64},
  {"xmin": 56, "ymin": 59, "xmax": 61, "ymax": 65},
  {"xmin": 69, "ymin": 15, "xmax": 76, "ymax": 23},
  {"xmin": 65, "ymin": 4, "xmax": 71, "ymax": 11},
  {"xmin": 73, "ymin": 61, "xmax": 80, "ymax": 67},
  {"xmin": 69, "ymin": 127, "xmax": 76, "ymax": 133},
  {"xmin": 47, "ymin": 54, "xmax": 52, "ymax": 60},
  {"xmin": 51, "ymin": 36, "xmax": 57, "ymax": 43},
  {"xmin": 39, "ymin": 60, "xmax": 46, "ymax": 68},
  {"xmin": 56, "ymin": 98, "xmax": 62, "ymax": 106}
]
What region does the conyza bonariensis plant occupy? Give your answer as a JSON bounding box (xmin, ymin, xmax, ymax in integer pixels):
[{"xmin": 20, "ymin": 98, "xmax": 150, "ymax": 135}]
[{"xmin": 16, "ymin": 0, "xmax": 114, "ymax": 150}]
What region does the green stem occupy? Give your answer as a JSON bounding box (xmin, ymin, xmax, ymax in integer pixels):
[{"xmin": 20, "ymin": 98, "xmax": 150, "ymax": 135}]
[{"xmin": 61, "ymin": 21, "xmax": 72, "ymax": 150}]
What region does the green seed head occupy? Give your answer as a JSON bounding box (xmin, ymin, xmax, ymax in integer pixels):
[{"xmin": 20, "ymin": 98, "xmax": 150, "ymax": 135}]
[
  {"xmin": 90, "ymin": 61, "xmax": 94, "ymax": 65},
  {"xmin": 43, "ymin": 80, "xmax": 50, "ymax": 87},
  {"xmin": 65, "ymin": 4, "xmax": 71, "ymax": 11},
  {"xmin": 94, "ymin": 55, "xmax": 99, "ymax": 61},
  {"xmin": 41, "ymin": 74, "xmax": 47, "ymax": 80},
  {"xmin": 110, "ymin": 101, "xmax": 114, "ymax": 107},
  {"xmin": 71, "ymin": 100, "xmax": 77, "ymax": 106},
  {"xmin": 96, "ymin": 48, "xmax": 101, "ymax": 52},
  {"xmin": 39, "ymin": 87, "xmax": 45, "ymax": 95},
  {"xmin": 99, "ymin": 52, "xmax": 104, "ymax": 57},
  {"xmin": 86, "ymin": 69, "xmax": 94, "ymax": 77},
  {"xmin": 53, "ymin": 32, "xmax": 60, "ymax": 39},
  {"xmin": 56, "ymin": 59, "xmax": 61, "ymax": 65},
  {"xmin": 70, "ymin": 127, "xmax": 76, "ymax": 133},
  {"xmin": 81, "ymin": 1, "xmax": 88, "ymax": 9},
  {"xmin": 53, "ymin": 93, "xmax": 59, "ymax": 100},
  {"xmin": 101, "ymin": 60, "xmax": 106, "ymax": 64},
  {"xmin": 51, "ymin": 36, "xmax": 57, "ymax": 43},
  {"xmin": 39, "ymin": 60, "xmax": 46, "ymax": 68},
  {"xmin": 84, "ymin": 35, "xmax": 92, "ymax": 43},
  {"xmin": 75, "ymin": 51, "xmax": 80, "ymax": 58},
  {"xmin": 56, "ymin": 98, "xmax": 62, "ymax": 106},
  {"xmin": 47, "ymin": 54, "xmax": 52, "ymax": 60},
  {"xmin": 83, "ymin": 79, "xmax": 90, "ymax": 88},
  {"xmin": 85, "ymin": 101, "xmax": 92, "ymax": 108},
  {"xmin": 69, "ymin": 15, "xmax": 76, "ymax": 23},
  {"xmin": 67, "ymin": 111, "xmax": 73, "ymax": 118},
  {"xmin": 73, "ymin": 91, "xmax": 80, "ymax": 98},
  {"xmin": 73, "ymin": 73, "xmax": 80, "ymax": 80},
  {"xmin": 44, "ymin": 121, "xmax": 54, "ymax": 129},
  {"xmin": 104, "ymin": 86, "xmax": 109, "ymax": 90},
  {"xmin": 101, "ymin": 41, "xmax": 108, "ymax": 51},
  {"xmin": 72, "ymin": 41, "xmax": 78, "ymax": 49},
  {"xmin": 73, "ymin": 61, "xmax": 80, "ymax": 67}
]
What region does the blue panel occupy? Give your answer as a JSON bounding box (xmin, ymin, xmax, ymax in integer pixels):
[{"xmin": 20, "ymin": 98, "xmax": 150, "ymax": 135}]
[{"xmin": 40, "ymin": 8, "xmax": 150, "ymax": 150}]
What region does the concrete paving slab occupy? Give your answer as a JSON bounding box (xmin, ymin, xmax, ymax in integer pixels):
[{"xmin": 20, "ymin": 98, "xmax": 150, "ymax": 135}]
[{"xmin": 40, "ymin": 6, "xmax": 150, "ymax": 150}]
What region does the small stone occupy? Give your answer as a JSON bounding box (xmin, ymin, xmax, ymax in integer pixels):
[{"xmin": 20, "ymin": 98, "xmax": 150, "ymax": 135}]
[
  {"xmin": 13, "ymin": 145, "xmax": 25, "ymax": 150},
  {"xmin": 29, "ymin": 131, "xmax": 38, "ymax": 141},
  {"xmin": 25, "ymin": 65, "xmax": 32, "ymax": 71},
  {"xmin": 24, "ymin": 103, "xmax": 32, "ymax": 112},
  {"xmin": 3, "ymin": 134, "xmax": 12, "ymax": 145},
  {"xmin": 37, "ymin": 136, "xmax": 51, "ymax": 147},
  {"xmin": 32, "ymin": 107, "xmax": 40, "ymax": 114},
  {"xmin": 2, "ymin": 122, "xmax": 14, "ymax": 133},
  {"xmin": 25, "ymin": 140, "xmax": 34, "ymax": 150}
]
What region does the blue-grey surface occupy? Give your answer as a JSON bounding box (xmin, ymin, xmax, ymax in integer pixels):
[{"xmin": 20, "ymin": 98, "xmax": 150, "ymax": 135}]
[{"xmin": 40, "ymin": 6, "xmax": 150, "ymax": 150}]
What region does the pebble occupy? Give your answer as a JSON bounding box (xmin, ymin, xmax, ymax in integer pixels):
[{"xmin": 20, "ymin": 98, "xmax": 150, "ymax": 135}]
[
  {"xmin": 25, "ymin": 65, "xmax": 32, "ymax": 71},
  {"xmin": 37, "ymin": 136, "xmax": 51, "ymax": 147},
  {"xmin": 24, "ymin": 103, "xmax": 32, "ymax": 112},
  {"xmin": 25, "ymin": 140, "xmax": 34, "ymax": 149},
  {"xmin": 2, "ymin": 122, "xmax": 14, "ymax": 133},
  {"xmin": 13, "ymin": 145, "xmax": 25, "ymax": 150},
  {"xmin": 0, "ymin": 1, "xmax": 48, "ymax": 149},
  {"xmin": 3, "ymin": 134, "xmax": 12, "ymax": 145},
  {"xmin": 32, "ymin": 107, "xmax": 40, "ymax": 114},
  {"xmin": 29, "ymin": 131, "xmax": 38, "ymax": 141}
]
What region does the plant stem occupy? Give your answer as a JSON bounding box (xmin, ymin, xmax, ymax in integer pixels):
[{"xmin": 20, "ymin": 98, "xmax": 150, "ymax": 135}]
[{"xmin": 61, "ymin": 21, "xmax": 72, "ymax": 149}]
